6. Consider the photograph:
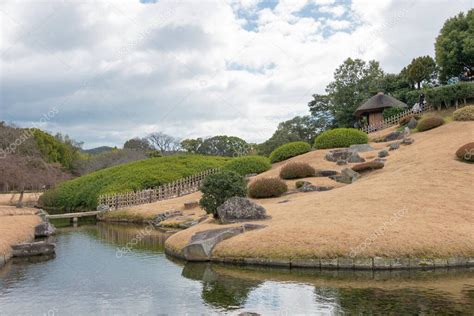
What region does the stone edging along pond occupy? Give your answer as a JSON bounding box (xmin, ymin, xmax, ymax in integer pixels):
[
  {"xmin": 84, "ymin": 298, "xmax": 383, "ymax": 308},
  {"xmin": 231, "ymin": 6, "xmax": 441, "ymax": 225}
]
[{"xmin": 164, "ymin": 247, "xmax": 474, "ymax": 270}]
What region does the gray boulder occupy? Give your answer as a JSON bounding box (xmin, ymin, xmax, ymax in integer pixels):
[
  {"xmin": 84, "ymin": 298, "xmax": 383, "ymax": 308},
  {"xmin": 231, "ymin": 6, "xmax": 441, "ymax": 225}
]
[
  {"xmin": 336, "ymin": 159, "xmax": 347, "ymax": 165},
  {"xmin": 217, "ymin": 197, "xmax": 267, "ymax": 224},
  {"xmin": 388, "ymin": 142, "xmax": 401, "ymax": 151},
  {"xmin": 331, "ymin": 168, "xmax": 360, "ymax": 184},
  {"xmin": 314, "ymin": 169, "xmax": 338, "ymax": 177},
  {"xmin": 349, "ymin": 144, "xmax": 374, "ymax": 153},
  {"xmin": 97, "ymin": 204, "xmax": 110, "ymax": 212},
  {"xmin": 325, "ymin": 149, "xmax": 351, "ymax": 162},
  {"xmin": 407, "ymin": 117, "xmax": 418, "ymax": 129},
  {"xmin": 383, "ymin": 131, "xmax": 403, "ymax": 142},
  {"xmin": 183, "ymin": 224, "xmax": 265, "ymax": 261},
  {"xmin": 402, "ymin": 138, "xmax": 414, "ymax": 145},
  {"xmin": 298, "ymin": 182, "xmax": 333, "ymax": 192},
  {"xmin": 378, "ymin": 150, "xmax": 389, "ymax": 158},
  {"xmin": 34, "ymin": 222, "xmax": 56, "ymax": 237},
  {"xmin": 347, "ymin": 152, "xmax": 365, "ymax": 163},
  {"xmin": 12, "ymin": 241, "xmax": 55, "ymax": 257}
]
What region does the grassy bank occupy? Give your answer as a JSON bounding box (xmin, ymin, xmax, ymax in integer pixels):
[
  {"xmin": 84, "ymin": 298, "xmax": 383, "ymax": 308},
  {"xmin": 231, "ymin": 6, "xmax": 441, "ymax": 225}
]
[{"xmin": 39, "ymin": 155, "xmax": 229, "ymax": 212}]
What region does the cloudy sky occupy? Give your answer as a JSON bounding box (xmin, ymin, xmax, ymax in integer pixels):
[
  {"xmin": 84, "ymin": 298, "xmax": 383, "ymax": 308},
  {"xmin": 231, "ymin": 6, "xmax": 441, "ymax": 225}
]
[{"xmin": 1, "ymin": 0, "xmax": 472, "ymax": 148}]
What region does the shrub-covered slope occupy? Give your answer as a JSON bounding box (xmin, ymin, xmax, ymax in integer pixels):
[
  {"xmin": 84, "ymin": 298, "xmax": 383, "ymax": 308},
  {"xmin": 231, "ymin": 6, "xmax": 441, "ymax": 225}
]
[{"xmin": 39, "ymin": 155, "xmax": 229, "ymax": 212}]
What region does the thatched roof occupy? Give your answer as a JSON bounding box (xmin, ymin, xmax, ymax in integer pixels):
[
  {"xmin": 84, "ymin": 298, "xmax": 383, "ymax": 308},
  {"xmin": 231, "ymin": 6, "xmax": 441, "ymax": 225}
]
[{"xmin": 354, "ymin": 92, "xmax": 407, "ymax": 117}]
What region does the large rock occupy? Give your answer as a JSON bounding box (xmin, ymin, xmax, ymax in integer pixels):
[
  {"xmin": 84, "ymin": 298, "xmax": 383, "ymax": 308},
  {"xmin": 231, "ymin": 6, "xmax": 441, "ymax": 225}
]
[
  {"xmin": 388, "ymin": 142, "xmax": 401, "ymax": 151},
  {"xmin": 347, "ymin": 152, "xmax": 365, "ymax": 163},
  {"xmin": 183, "ymin": 224, "xmax": 265, "ymax": 261},
  {"xmin": 383, "ymin": 131, "xmax": 403, "ymax": 142},
  {"xmin": 331, "ymin": 168, "xmax": 360, "ymax": 184},
  {"xmin": 349, "ymin": 144, "xmax": 374, "ymax": 153},
  {"xmin": 34, "ymin": 222, "xmax": 56, "ymax": 237},
  {"xmin": 12, "ymin": 241, "xmax": 55, "ymax": 257},
  {"xmin": 217, "ymin": 197, "xmax": 267, "ymax": 224},
  {"xmin": 407, "ymin": 117, "xmax": 418, "ymax": 129},
  {"xmin": 352, "ymin": 161, "xmax": 385, "ymax": 172},
  {"xmin": 325, "ymin": 149, "xmax": 351, "ymax": 162},
  {"xmin": 297, "ymin": 182, "xmax": 333, "ymax": 192},
  {"xmin": 336, "ymin": 159, "xmax": 347, "ymax": 165},
  {"xmin": 314, "ymin": 169, "xmax": 338, "ymax": 177}
]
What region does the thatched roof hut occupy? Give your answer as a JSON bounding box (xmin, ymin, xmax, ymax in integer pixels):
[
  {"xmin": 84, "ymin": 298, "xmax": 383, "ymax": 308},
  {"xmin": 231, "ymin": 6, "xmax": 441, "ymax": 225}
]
[{"xmin": 355, "ymin": 92, "xmax": 407, "ymax": 125}]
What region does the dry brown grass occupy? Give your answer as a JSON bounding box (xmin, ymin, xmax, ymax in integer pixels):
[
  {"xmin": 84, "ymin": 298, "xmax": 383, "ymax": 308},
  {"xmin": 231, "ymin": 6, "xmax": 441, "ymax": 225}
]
[
  {"xmin": 0, "ymin": 206, "xmax": 41, "ymax": 260},
  {"xmin": 0, "ymin": 192, "xmax": 42, "ymax": 206},
  {"xmin": 166, "ymin": 121, "xmax": 474, "ymax": 259}
]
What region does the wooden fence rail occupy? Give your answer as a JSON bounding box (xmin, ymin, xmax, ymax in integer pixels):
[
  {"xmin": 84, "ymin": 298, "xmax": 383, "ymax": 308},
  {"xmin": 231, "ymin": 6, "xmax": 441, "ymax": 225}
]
[
  {"xmin": 97, "ymin": 169, "xmax": 219, "ymax": 210},
  {"xmin": 360, "ymin": 104, "xmax": 433, "ymax": 134}
]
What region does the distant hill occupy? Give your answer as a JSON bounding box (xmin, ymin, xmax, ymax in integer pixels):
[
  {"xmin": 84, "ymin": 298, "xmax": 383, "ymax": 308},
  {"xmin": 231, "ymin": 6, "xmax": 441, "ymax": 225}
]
[{"xmin": 82, "ymin": 146, "xmax": 115, "ymax": 155}]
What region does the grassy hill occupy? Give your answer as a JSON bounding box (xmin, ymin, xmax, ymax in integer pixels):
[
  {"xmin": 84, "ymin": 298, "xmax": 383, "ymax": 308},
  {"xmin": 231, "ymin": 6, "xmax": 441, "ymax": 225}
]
[{"xmin": 38, "ymin": 155, "xmax": 230, "ymax": 212}]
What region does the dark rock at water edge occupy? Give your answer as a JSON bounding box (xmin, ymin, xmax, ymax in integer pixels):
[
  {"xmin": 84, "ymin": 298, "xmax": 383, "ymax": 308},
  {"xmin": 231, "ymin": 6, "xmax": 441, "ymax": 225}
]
[
  {"xmin": 12, "ymin": 241, "xmax": 56, "ymax": 257},
  {"xmin": 34, "ymin": 222, "xmax": 56, "ymax": 237}
]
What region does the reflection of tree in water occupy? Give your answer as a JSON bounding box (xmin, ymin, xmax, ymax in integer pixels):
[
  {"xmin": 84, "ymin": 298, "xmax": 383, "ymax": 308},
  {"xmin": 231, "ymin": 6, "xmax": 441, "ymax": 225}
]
[
  {"xmin": 324, "ymin": 287, "xmax": 474, "ymax": 314},
  {"xmin": 182, "ymin": 263, "xmax": 262, "ymax": 310}
]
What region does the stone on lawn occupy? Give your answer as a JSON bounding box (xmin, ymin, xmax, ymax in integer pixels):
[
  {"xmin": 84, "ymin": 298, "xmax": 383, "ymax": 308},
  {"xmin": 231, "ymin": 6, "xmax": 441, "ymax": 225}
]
[
  {"xmin": 347, "ymin": 152, "xmax": 365, "ymax": 163},
  {"xmin": 314, "ymin": 169, "xmax": 338, "ymax": 177},
  {"xmin": 349, "ymin": 144, "xmax": 374, "ymax": 153},
  {"xmin": 34, "ymin": 222, "xmax": 56, "ymax": 237},
  {"xmin": 217, "ymin": 197, "xmax": 267, "ymax": 224},
  {"xmin": 325, "ymin": 149, "xmax": 351, "ymax": 162},
  {"xmin": 297, "ymin": 182, "xmax": 334, "ymax": 192},
  {"xmin": 333, "ymin": 168, "xmax": 360, "ymax": 184},
  {"xmin": 378, "ymin": 150, "xmax": 389, "ymax": 158},
  {"xmin": 352, "ymin": 161, "xmax": 384, "ymax": 172},
  {"xmin": 402, "ymin": 138, "xmax": 414, "ymax": 145},
  {"xmin": 383, "ymin": 131, "xmax": 403, "ymax": 142},
  {"xmin": 388, "ymin": 142, "xmax": 401, "ymax": 151},
  {"xmin": 336, "ymin": 159, "xmax": 347, "ymax": 165},
  {"xmin": 407, "ymin": 117, "xmax": 418, "ymax": 129}
]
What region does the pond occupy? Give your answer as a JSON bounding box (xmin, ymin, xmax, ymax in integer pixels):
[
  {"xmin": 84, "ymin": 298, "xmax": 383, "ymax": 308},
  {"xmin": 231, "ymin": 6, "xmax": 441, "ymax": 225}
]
[{"xmin": 1, "ymin": 223, "xmax": 473, "ymax": 315}]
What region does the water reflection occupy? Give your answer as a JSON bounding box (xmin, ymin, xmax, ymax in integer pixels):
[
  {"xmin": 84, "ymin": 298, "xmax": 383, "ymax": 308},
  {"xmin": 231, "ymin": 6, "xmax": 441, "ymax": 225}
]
[{"xmin": 0, "ymin": 223, "xmax": 473, "ymax": 315}]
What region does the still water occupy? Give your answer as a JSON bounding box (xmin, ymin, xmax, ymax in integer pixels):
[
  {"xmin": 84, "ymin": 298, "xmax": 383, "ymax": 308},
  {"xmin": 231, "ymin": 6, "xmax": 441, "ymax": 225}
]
[{"xmin": 1, "ymin": 223, "xmax": 473, "ymax": 315}]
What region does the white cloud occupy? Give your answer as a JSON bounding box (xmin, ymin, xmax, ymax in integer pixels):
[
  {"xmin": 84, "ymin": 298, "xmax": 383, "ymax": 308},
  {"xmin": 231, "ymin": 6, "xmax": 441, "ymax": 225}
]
[{"xmin": 0, "ymin": 0, "xmax": 472, "ymax": 148}]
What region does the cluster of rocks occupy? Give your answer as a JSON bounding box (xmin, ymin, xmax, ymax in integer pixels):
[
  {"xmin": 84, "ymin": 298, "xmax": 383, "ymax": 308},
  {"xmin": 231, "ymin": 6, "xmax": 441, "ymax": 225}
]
[
  {"xmin": 12, "ymin": 213, "xmax": 56, "ymax": 259},
  {"xmin": 330, "ymin": 168, "xmax": 360, "ymax": 184},
  {"xmin": 326, "ymin": 148, "xmax": 369, "ymax": 166}
]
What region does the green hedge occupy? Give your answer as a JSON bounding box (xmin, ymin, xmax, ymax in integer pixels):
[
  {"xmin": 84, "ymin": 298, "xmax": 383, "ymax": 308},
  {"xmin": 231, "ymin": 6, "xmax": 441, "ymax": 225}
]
[
  {"xmin": 426, "ymin": 82, "xmax": 474, "ymax": 109},
  {"xmin": 38, "ymin": 155, "xmax": 229, "ymax": 212},
  {"xmin": 314, "ymin": 128, "xmax": 368, "ymax": 149},
  {"xmin": 269, "ymin": 142, "xmax": 311, "ymax": 163},
  {"xmin": 223, "ymin": 156, "xmax": 271, "ymax": 176}
]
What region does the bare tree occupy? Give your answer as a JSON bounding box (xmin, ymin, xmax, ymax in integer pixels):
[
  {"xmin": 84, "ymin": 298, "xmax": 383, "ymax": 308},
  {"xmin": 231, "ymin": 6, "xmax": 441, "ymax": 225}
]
[{"xmin": 148, "ymin": 132, "xmax": 181, "ymax": 154}]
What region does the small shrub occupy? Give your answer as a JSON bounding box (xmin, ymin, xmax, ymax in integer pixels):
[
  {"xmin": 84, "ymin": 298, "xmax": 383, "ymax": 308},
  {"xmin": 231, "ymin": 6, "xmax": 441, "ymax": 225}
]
[
  {"xmin": 248, "ymin": 178, "xmax": 288, "ymax": 198},
  {"xmin": 295, "ymin": 181, "xmax": 306, "ymax": 189},
  {"xmin": 416, "ymin": 115, "xmax": 445, "ymax": 132},
  {"xmin": 279, "ymin": 162, "xmax": 315, "ymax": 179},
  {"xmin": 453, "ymin": 106, "xmax": 474, "ymax": 121},
  {"xmin": 314, "ymin": 128, "xmax": 368, "ymax": 149},
  {"xmin": 224, "ymin": 156, "xmax": 271, "ymax": 176},
  {"xmin": 199, "ymin": 170, "xmax": 247, "ymax": 218},
  {"xmin": 455, "ymin": 142, "xmax": 474, "ymax": 162},
  {"xmin": 269, "ymin": 142, "xmax": 311, "ymax": 163}
]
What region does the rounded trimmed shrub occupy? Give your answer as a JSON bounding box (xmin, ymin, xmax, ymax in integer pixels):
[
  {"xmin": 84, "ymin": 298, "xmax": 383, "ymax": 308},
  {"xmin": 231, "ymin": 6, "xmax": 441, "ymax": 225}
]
[
  {"xmin": 248, "ymin": 178, "xmax": 288, "ymax": 198},
  {"xmin": 279, "ymin": 162, "xmax": 315, "ymax": 179},
  {"xmin": 269, "ymin": 141, "xmax": 311, "ymax": 163},
  {"xmin": 416, "ymin": 115, "xmax": 444, "ymax": 132},
  {"xmin": 453, "ymin": 106, "xmax": 474, "ymax": 121},
  {"xmin": 314, "ymin": 128, "xmax": 368, "ymax": 149},
  {"xmin": 223, "ymin": 156, "xmax": 271, "ymax": 176},
  {"xmin": 199, "ymin": 170, "xmax": 247, "ymax": 218},
  {"xmin": 455, "ymin": 142, "xmax": 474, "ymax": 162}
]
